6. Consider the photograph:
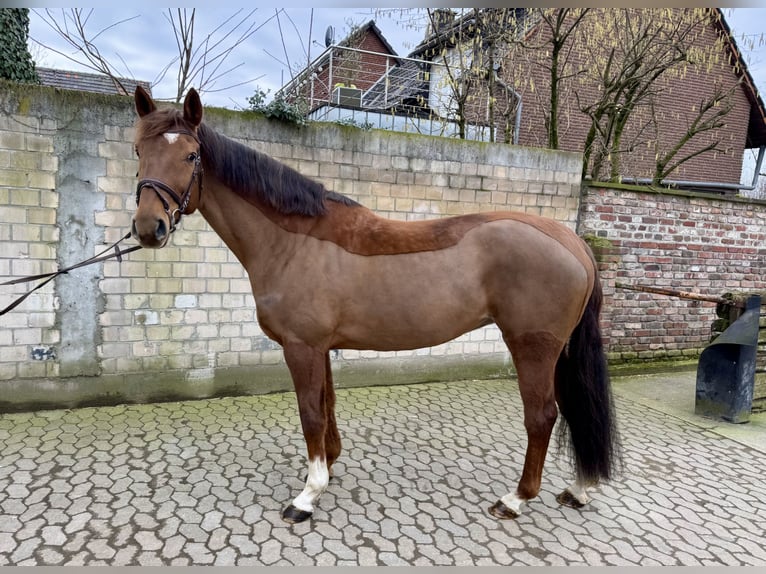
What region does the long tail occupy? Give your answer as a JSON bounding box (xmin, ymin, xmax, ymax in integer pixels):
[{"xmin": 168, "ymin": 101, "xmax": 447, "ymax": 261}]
[{"xmin": 555, "ymin": 277, "xmax": 620, "ymax": 483}]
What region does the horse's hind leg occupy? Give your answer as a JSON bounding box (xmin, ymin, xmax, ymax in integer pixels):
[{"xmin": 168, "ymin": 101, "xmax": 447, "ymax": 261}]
[{"xmin": 489, "ymin": 331, "xmax": 563, "ymax": 519}]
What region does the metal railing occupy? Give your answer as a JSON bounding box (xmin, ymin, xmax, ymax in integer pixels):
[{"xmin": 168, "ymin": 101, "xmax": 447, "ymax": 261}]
[
  {"xmin": 276, "ymin": 44, "xmax": 522, "ymax": 143},
  {"xmin": 278, "ymin": 45, "xmax": 432, "ymax": 111}
]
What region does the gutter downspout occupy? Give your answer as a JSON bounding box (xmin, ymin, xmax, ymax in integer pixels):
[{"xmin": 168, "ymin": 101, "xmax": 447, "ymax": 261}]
[{"xmin": 620, "ymin": 145, "xmax": 765, "ymax": 192}]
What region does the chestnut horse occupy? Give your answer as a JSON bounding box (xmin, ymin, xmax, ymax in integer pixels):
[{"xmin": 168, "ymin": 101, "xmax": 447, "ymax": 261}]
[{"xmin": 130, "ymin": 86, "xmax": 618, "ymax": 524}]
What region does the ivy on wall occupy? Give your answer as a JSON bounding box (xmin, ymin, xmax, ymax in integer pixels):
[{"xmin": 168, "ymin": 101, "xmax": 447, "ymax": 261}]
[{"xmin": 0, "ymin": 8, "xmax": 39, "ymax": 84}]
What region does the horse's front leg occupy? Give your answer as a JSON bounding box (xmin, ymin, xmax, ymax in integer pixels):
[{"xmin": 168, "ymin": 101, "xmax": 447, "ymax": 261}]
[{"xmin": 281, "ymin": 341, "xmax": 331, "ymax": 524}]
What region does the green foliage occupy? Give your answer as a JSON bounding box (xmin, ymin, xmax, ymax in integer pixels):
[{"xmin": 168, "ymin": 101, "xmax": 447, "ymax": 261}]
[
  {"xmin": 0, "ymin": 9, "xmax": 39, "ymax": 84},
  {"xmin": 247, "ymin": 86, "xmax": 308, "ymax": 126},
  {"xmin": 334, "ymin": 117, "xmax": 374, "ymax": 131}
]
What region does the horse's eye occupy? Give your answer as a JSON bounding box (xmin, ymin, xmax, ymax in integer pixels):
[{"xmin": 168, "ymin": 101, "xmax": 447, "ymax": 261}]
[{"xmin": 187, "ymin": 152, "xmax": 198, "ymax": 162}]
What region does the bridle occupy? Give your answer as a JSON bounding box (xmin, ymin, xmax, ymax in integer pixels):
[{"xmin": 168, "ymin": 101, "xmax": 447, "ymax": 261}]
[{"xmin": 135, "ymin": 128, "xmax": 203, "ymax": 233}]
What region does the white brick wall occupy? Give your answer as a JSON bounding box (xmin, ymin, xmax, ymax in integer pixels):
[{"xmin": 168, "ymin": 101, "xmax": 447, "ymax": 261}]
[
  {"xmin": 0, "ymin": 86, "xmax": 583, "ymax": 404},
  {"xmin": 0, "ymin": 110, "xmax": 59, "ymax": 383}
]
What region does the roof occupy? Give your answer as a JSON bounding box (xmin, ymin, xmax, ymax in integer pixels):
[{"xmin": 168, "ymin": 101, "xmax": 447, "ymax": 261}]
[
  {"xmin": 408, "ymin": 8, "xmax": 528, "ymax": 59},
  {"xmin": 276, "ymin": 20, "xmax": 401, "ymax": 102},
  {"xmin": 713, "ymin": 10, "xmax": 766, "ymax": 148},
  {"xmin": 407, "ymin": 8, "xmax": 766, "ymax": 149},
  {"xmin": 36, "ymin": 67, "xmax": 151, "ymax": 97},
  {"xmin": 350, "ymin": 20, "xmax": 400, "ymax": 60}
]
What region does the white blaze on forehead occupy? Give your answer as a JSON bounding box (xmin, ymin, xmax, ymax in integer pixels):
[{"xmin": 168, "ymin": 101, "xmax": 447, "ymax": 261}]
[{"xmin": 163, "ymin": 132, "xmax": 180, "ymax": 144}]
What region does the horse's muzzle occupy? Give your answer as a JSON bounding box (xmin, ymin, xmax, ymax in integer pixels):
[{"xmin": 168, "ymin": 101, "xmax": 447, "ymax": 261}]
[{"xmin": 131, "ymin": 215, "xmax": 168, "ymax": 248}]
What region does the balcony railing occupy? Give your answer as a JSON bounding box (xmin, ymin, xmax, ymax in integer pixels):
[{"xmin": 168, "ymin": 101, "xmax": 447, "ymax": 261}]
[{"xmin": 277, "ymin": 44, "xmax": 520, "ymax": 143}]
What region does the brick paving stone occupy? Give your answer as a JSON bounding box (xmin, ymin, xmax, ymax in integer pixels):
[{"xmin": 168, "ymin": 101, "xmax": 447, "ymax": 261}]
[
  {"xmin": 185, "ymin": 542, "xmax": 214, "ymax": 564},
  {"xmin": 135, "ymin": 531, "xmax": 162, "ymax": 551},
  {"xmin": 63, "ymin": 512, "xmax": 90, "ymax": 534},
  {"xmin": 259, "ymin": 538, "xmax": 282, "ymax": 564},
  {"xmin": 324, "ymin": 538, "xmax": 356, "ymax": 560},
  {"xmin": 0, "ymin": 378, "xmax": 765, "ymax": 565},
  {"xmin": 178, "ymin": 523, "xmax": 207, "ymax": 543},
  {"xmin": 744, "ymin": 550, "xmax": 766, "ymax": 566},
  {"xmin": 113, "ymin": 525, "xmax": 132, "ymax": 547},
  {"xmin": 87, "ymin": 538, "xmax": 117, "ymax": 561},
  {"xmin": 161, "ymin": 535, "xmax": 185, "ymax": 560},
  {"xmin": 11, "ymin": 538, "xmax": 39, "ymax": 563},
  {"xmin": 0, "ymin": 533, "xmax": 14, "ymax": 553},
  {"xmin": 301, "ymin": 531, "xmax": 322, "ymax": 556},
  {"xmin": 40, "ymin": 525, "xmax": 66, "ymax": 546},
  {"xmin": 541, "ymin": 540, "xmax": 581, "ymax": 562},
  {"xmin": 36, "ymin": 547, "xmax": 64, "ymax": 565}
]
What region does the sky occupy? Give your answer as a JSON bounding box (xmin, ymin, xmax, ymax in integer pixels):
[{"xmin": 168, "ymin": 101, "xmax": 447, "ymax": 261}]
[
  {"xmin": 26, "ymin": 6, "xmax": 422, "ymax": 108},
  {"xmin": 23, "ymin": 5, "xmax": 766, "ymax": 182}
]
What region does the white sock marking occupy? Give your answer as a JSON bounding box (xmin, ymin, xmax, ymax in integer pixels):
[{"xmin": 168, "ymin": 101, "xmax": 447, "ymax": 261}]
[
  {"xmin": 567, "ymin": 480, "xmax": 591, "ymax": 505},
  {"xmin": 499, "ymin": 492, "xmax": 526, "ymax": 516},
  {"xmin": 292, "ymin": 457, "xmax": 329, "ymax": 513}
]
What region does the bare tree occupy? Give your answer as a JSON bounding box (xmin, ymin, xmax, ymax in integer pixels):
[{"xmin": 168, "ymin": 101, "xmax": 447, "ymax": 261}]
[
  {"xmin": 327, "ymin": 6, "xmax": 744, "ymax": 181},
  {"xmin": 31, "ymin": 9, "xmax": 138, "ymax": 94},
  {"xmin": 159, "ymin": 8, "xmax": 279, "ymax": 103},
  {"xmin": 382, "ymin": 8, "xmax": 591, "ymax": 145},
  {"xmin": 577, "ymin": 8, "xmax": 735, "ymax": 182},
  {"xmin": 474, "ymin": 8, "xmax": 591, "ymax": 147},
  {"xmin": 651, "ymin": 82, "xmax": 738, "ymax": 184},
  {"xmin": 467, "ymin": 8, "xmax": 519, "ymax": 143},
  {"xmin": 529, "ymin": 8, "xmax": 590, "ymax": 149},
  {"xmin": 423, "ymin": 8, "xmax": 480, "ymax": 139},
  {"xmin": 30, "ymin": 8, "xmax": 279, "ymax": 102}
]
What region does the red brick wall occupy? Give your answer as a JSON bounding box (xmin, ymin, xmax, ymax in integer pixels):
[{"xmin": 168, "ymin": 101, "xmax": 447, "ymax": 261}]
[
  {"xmin": 582, "ymin": 184, "xmax": 766, "ymax": 361},
  {"xmin": 345, "ymin": 32, "xmax": 394, "ymax": 90},
  {"xmin": 291, "ymin": 29, "xmax": 395, "ymax": 110},
  {"xmin": 493, "ymin": 8, "xmax": 751, "ymax": 185},
  {"xmin": 302, "ymin": 30, "xmax": 394, "ymax": 108}
]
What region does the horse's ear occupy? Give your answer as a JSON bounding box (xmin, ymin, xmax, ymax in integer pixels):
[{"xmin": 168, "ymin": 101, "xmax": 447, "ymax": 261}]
[
  {"xmin": 135, "ymin": 85, "xmax": 156, "ymax": 117},
  {"xmin": 183, "ymin": 88, "xmax": 203, "ymax": 127}
]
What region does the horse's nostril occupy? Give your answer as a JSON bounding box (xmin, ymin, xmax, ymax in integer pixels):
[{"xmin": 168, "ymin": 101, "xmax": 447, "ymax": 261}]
[
  {"xmin": 131, "ymin": 220, "xmax": 138, "ymax": 238},
  {"xmin": 155, "ymin": 219, "xmax": 167, "ymax": 241}
]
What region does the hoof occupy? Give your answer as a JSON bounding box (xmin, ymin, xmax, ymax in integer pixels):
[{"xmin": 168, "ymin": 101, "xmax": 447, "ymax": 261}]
[
  {"xmin": 281, "ymin": 504, "xmax": 313, "ymax": 524},
  {"xmin": 556, "ymin": 489, "xmax": 586, "ymax": 509},
  {"xmin": 488, "ymin": 500, "xmax": 519, "ymax": 520}
]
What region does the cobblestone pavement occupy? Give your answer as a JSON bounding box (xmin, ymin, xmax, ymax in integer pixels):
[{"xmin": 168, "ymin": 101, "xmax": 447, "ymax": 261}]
[{"xmin": 1, "ymin": 376, "xmax": 765, "ymax": 566}]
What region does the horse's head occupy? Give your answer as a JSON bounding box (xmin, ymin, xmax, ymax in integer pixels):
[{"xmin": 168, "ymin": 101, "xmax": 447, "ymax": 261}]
[{"xmin": 131, "ymin": 86, "xmax": 204, "ymax": 248}]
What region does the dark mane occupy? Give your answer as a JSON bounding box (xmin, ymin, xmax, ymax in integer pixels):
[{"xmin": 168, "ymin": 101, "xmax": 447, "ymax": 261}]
[{"xmin": 137, "ymin": 107, "xmax": 359, "ymax": 216}]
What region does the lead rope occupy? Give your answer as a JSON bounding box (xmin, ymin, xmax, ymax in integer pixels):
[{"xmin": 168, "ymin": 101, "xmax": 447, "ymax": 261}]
[{"xmin": 0, "ymin": 231, "xmax": 142, "ymax": 317}]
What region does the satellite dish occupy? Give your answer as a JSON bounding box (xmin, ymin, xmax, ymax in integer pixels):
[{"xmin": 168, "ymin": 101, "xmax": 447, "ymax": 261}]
[{"xmin": 325, "ymin": 25, "xmax": 335, "ymax": 47}]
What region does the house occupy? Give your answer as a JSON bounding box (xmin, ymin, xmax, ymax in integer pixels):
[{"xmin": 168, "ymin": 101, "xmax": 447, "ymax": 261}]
[
  {"xmin": 278, "ymin": 9, "xmax": 766, "ymax": 193},
  {"xmin": 278, "ymin": 21, "xmax": 401, "ymax": 115},
  {"xmin": 37, "ymin": 67, "xmax": 151, "ymax": 97},
  {"xmin": 276, "ymin": 20, "xmax": 478, "ymax": 138}
]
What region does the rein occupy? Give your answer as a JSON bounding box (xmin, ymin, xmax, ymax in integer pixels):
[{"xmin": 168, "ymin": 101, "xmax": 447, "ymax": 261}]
[
  {"xmin": 2, "ymin": 130, "xmax": 203, "ymax": 318},
  {"xmin": 0, "ymin": 232, "xmax": 141, "ymax": 317}
]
